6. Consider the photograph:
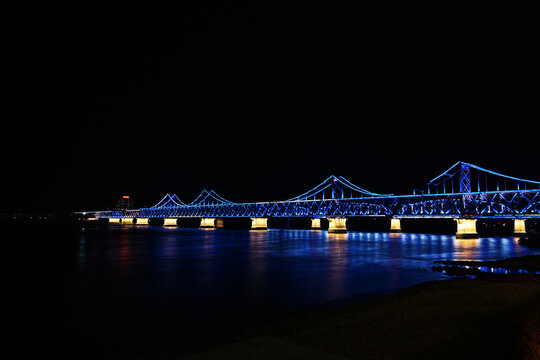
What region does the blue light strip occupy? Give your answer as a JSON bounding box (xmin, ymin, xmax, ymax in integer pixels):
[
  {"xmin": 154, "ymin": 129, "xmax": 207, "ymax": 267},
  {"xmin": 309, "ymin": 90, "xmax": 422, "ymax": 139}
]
[
  {"xmin": 286, "ymin": 175, "xmax": 337, "ymax": 201},
  {"xmin": 188, "ymin": 190, "xmax": 237, "ymax": 206},
  {"xmin": 208, "ymin": 190, "xmax": 236, "ymax": 204},
  {"xmin": 467, "ymin": 163, "xmax": 540, "ymax": 186},
  {"xmin": 286, "ymin": 175, "xmax": 386, "ymax": 201},
  {"xmin": 428, "ymin": 161, "xmax": 462, "ymax": 184},
  {"xmin": 338, "ymin": 176, "xmax": 387, "ymax": 196}
]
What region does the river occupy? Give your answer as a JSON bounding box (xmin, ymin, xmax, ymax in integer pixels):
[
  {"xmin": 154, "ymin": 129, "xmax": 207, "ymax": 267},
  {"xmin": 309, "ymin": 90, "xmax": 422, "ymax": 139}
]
[{"xmin": 42, "ymin": 224, "xmax": 540, "ymax": 357}]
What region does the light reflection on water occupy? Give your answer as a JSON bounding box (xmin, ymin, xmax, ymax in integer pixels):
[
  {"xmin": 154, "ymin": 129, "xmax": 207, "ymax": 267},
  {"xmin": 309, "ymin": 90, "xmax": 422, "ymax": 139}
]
[{"xmin": 73, "ymin": 226, "xmax": 540, "ymax": 343}]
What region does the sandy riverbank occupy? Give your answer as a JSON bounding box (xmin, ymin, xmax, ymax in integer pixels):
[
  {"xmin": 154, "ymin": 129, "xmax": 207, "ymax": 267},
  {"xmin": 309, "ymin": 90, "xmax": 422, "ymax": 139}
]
[{"xmin": 145, "ymin": 256, "xmax": 540, "ymax": 360}]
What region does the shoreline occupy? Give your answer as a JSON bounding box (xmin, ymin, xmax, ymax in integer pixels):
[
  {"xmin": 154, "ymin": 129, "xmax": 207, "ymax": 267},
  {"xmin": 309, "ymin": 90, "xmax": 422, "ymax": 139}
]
[
  {"xmin": 432, "ymin": 255, "xmax": 540, "ymax": 277},
  {"xmin": 139, "ymin": 255, "xmax": 540, "ymax": 360}
]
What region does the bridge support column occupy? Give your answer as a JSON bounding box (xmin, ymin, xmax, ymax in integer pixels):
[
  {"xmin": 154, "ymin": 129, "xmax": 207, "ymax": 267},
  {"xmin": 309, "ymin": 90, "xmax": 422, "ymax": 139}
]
[
  {"xmin": 251, "ymin": 217, "xmax": 268, "ymax": 230},
  {"xmin": 455, "ymin": 218, "xmax": 477, "ymax": 238},
  {"xmin": 311, "ymin": 218, "xmax": 321, "ymax": 229},
  {"xmin": 216, "ymin": 218, "xmax": 224, "ymax": 228},
  {"xmin": 513, "ymin": 219, "xmax": 526, "ymax": 236},
  {"xmin": 164, "ymin": 218, "xmax": 178, "ymax": 226},
  {"xmin": 136, "ymin": 218, "xmax": 149, "ymax": 225},
  {"xmin": 109, "ymin": 218, "xmax": 121, "ymax": 224},
  {"xmin": 200, "ymin": 218, "xmax": 216, "ymax": 228},
  {"xmin": 122, "ymin": 218, "xmax": 134, "ymax": 224},
  {"xmin": 328, "ymin": 217, "xmax": 347, "ymax": 233},
  {"xmin": 390, "ymin": 218, "xmax": 401, "ymax": 233}
]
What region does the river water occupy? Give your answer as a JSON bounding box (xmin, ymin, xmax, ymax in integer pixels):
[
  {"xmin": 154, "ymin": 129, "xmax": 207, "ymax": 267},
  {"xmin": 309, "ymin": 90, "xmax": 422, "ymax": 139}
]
[{"xmin": 62, "ymin": 225, "xmax": 539, "ymax": 357}]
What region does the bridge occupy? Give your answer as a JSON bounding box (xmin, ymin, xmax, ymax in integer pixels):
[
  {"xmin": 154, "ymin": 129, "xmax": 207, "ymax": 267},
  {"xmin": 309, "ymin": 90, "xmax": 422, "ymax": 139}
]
[{"xmin": 80, "ymin": 161, "xmax": 540, "ymax": 237}]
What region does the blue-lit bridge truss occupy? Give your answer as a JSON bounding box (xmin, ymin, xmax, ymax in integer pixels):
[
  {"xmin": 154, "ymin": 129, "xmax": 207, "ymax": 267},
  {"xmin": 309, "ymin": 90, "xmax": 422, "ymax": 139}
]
[{"xmin": 97, "ymin": 162, "xmax": 540, "ymax": 219}]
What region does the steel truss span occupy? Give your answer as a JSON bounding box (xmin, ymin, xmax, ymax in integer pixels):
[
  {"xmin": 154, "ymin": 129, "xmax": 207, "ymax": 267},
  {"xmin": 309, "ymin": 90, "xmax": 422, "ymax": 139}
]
[{"xmin": 90, "ymin": 162, "xmax": 540, "ymax": 219}]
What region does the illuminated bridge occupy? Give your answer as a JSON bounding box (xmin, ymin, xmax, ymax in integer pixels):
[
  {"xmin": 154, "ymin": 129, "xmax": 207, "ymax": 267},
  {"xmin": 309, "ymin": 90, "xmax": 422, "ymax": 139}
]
[{"xmin": 81, "ymin": 162, "xmax": 540, "ymax": 237}]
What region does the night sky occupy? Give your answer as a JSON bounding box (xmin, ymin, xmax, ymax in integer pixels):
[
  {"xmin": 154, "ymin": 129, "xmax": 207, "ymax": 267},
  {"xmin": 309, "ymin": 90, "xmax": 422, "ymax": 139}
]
[{"xmin": 5, "ymin": 0, "xmax": 538, "ymax": 213}]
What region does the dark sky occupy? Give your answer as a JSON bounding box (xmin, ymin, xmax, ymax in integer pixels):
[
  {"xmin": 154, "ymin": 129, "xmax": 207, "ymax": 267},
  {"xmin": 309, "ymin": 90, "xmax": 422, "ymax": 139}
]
[{"xmin": 5, "ymin": 0, "xmax": 538, "ymax": 213}]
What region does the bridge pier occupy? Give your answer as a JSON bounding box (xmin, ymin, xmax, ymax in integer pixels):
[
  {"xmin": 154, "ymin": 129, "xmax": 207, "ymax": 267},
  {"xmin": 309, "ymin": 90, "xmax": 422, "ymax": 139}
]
[
  {"xmin": 455, "ymin": 218, "xmax": 478, "ymax": 238},
  {"xmin": 390, "ymin": 218, "xmax": 401, "ymax": 233},
  {"xmin": 122, "ymin": 217, "xmax": 134, "ymax": 224},
  {"xmin": 328, "ymin": 217, "xmax": 347, "ymax": 233},
  {"xmin": 513, "ymin": 219, "xmax": 526, "ymax": 236},
  {"xmin": 251, "ymin": 217, "xmax": 268, "ymax": 230},
  {"xmin": 216, "ymin": 218, "xmax": 224, "ymax": 228},
  {"xmin": 311, "ymin": 218, "xmax": 321, "ymax": 229},
  {"xmin": 136, "ymin": 218, "xmax": 149, "ymax": 225},
  {"xmin": 200, "ymin": 218, "xmax": 216, "ymax": 228},
  {"xmin": 164, "ymin": 218, "xmax": 178, "ymax": 226},
  {"xmin": 108, "ymin": 218, "xmax": 121, "ymax": 223}
]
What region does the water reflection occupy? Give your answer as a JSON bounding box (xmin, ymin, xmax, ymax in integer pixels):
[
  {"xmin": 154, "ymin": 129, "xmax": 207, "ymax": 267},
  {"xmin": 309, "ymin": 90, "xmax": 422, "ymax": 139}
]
[
  {"xmin": 388, "ymin": 233, "xmax": 403, "ymax": 290},
  {"xmin": 326, "ymin": 232, "xmax": 348, "ymax": 298},
  {"xmin": 248, "ymin": 230, "xmax": 267, "ymax": 298},
  {"xmin": 78, "ymin": 230, "xmax": 86, "ymax": 264},
  {"xmin": 112, "ymin": 230, "xmax": 134, "ymax": 298},
  {"xmin": 453, "ymin": 238, "xmax": 479, "ymax": 261},
  {"xmin": 326, "ymin": 232, "xmax": 349, "ymax": 242},
  {"xmin": 117, "ymin": 230, "xmax": 132, "ymax": 265}
]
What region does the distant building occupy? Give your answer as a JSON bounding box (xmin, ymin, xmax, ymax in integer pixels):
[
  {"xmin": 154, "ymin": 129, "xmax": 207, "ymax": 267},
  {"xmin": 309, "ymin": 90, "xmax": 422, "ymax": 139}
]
[{"xmin": 115, "ymin": 195, "xmax": 135, "ymax": 211}]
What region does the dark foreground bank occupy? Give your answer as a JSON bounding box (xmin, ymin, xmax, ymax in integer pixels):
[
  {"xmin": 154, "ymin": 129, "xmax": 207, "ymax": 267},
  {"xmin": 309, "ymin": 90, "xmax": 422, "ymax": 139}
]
[{"xmin": 141, "ymin": 258, "xmax": 540, "ymax": 360}]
